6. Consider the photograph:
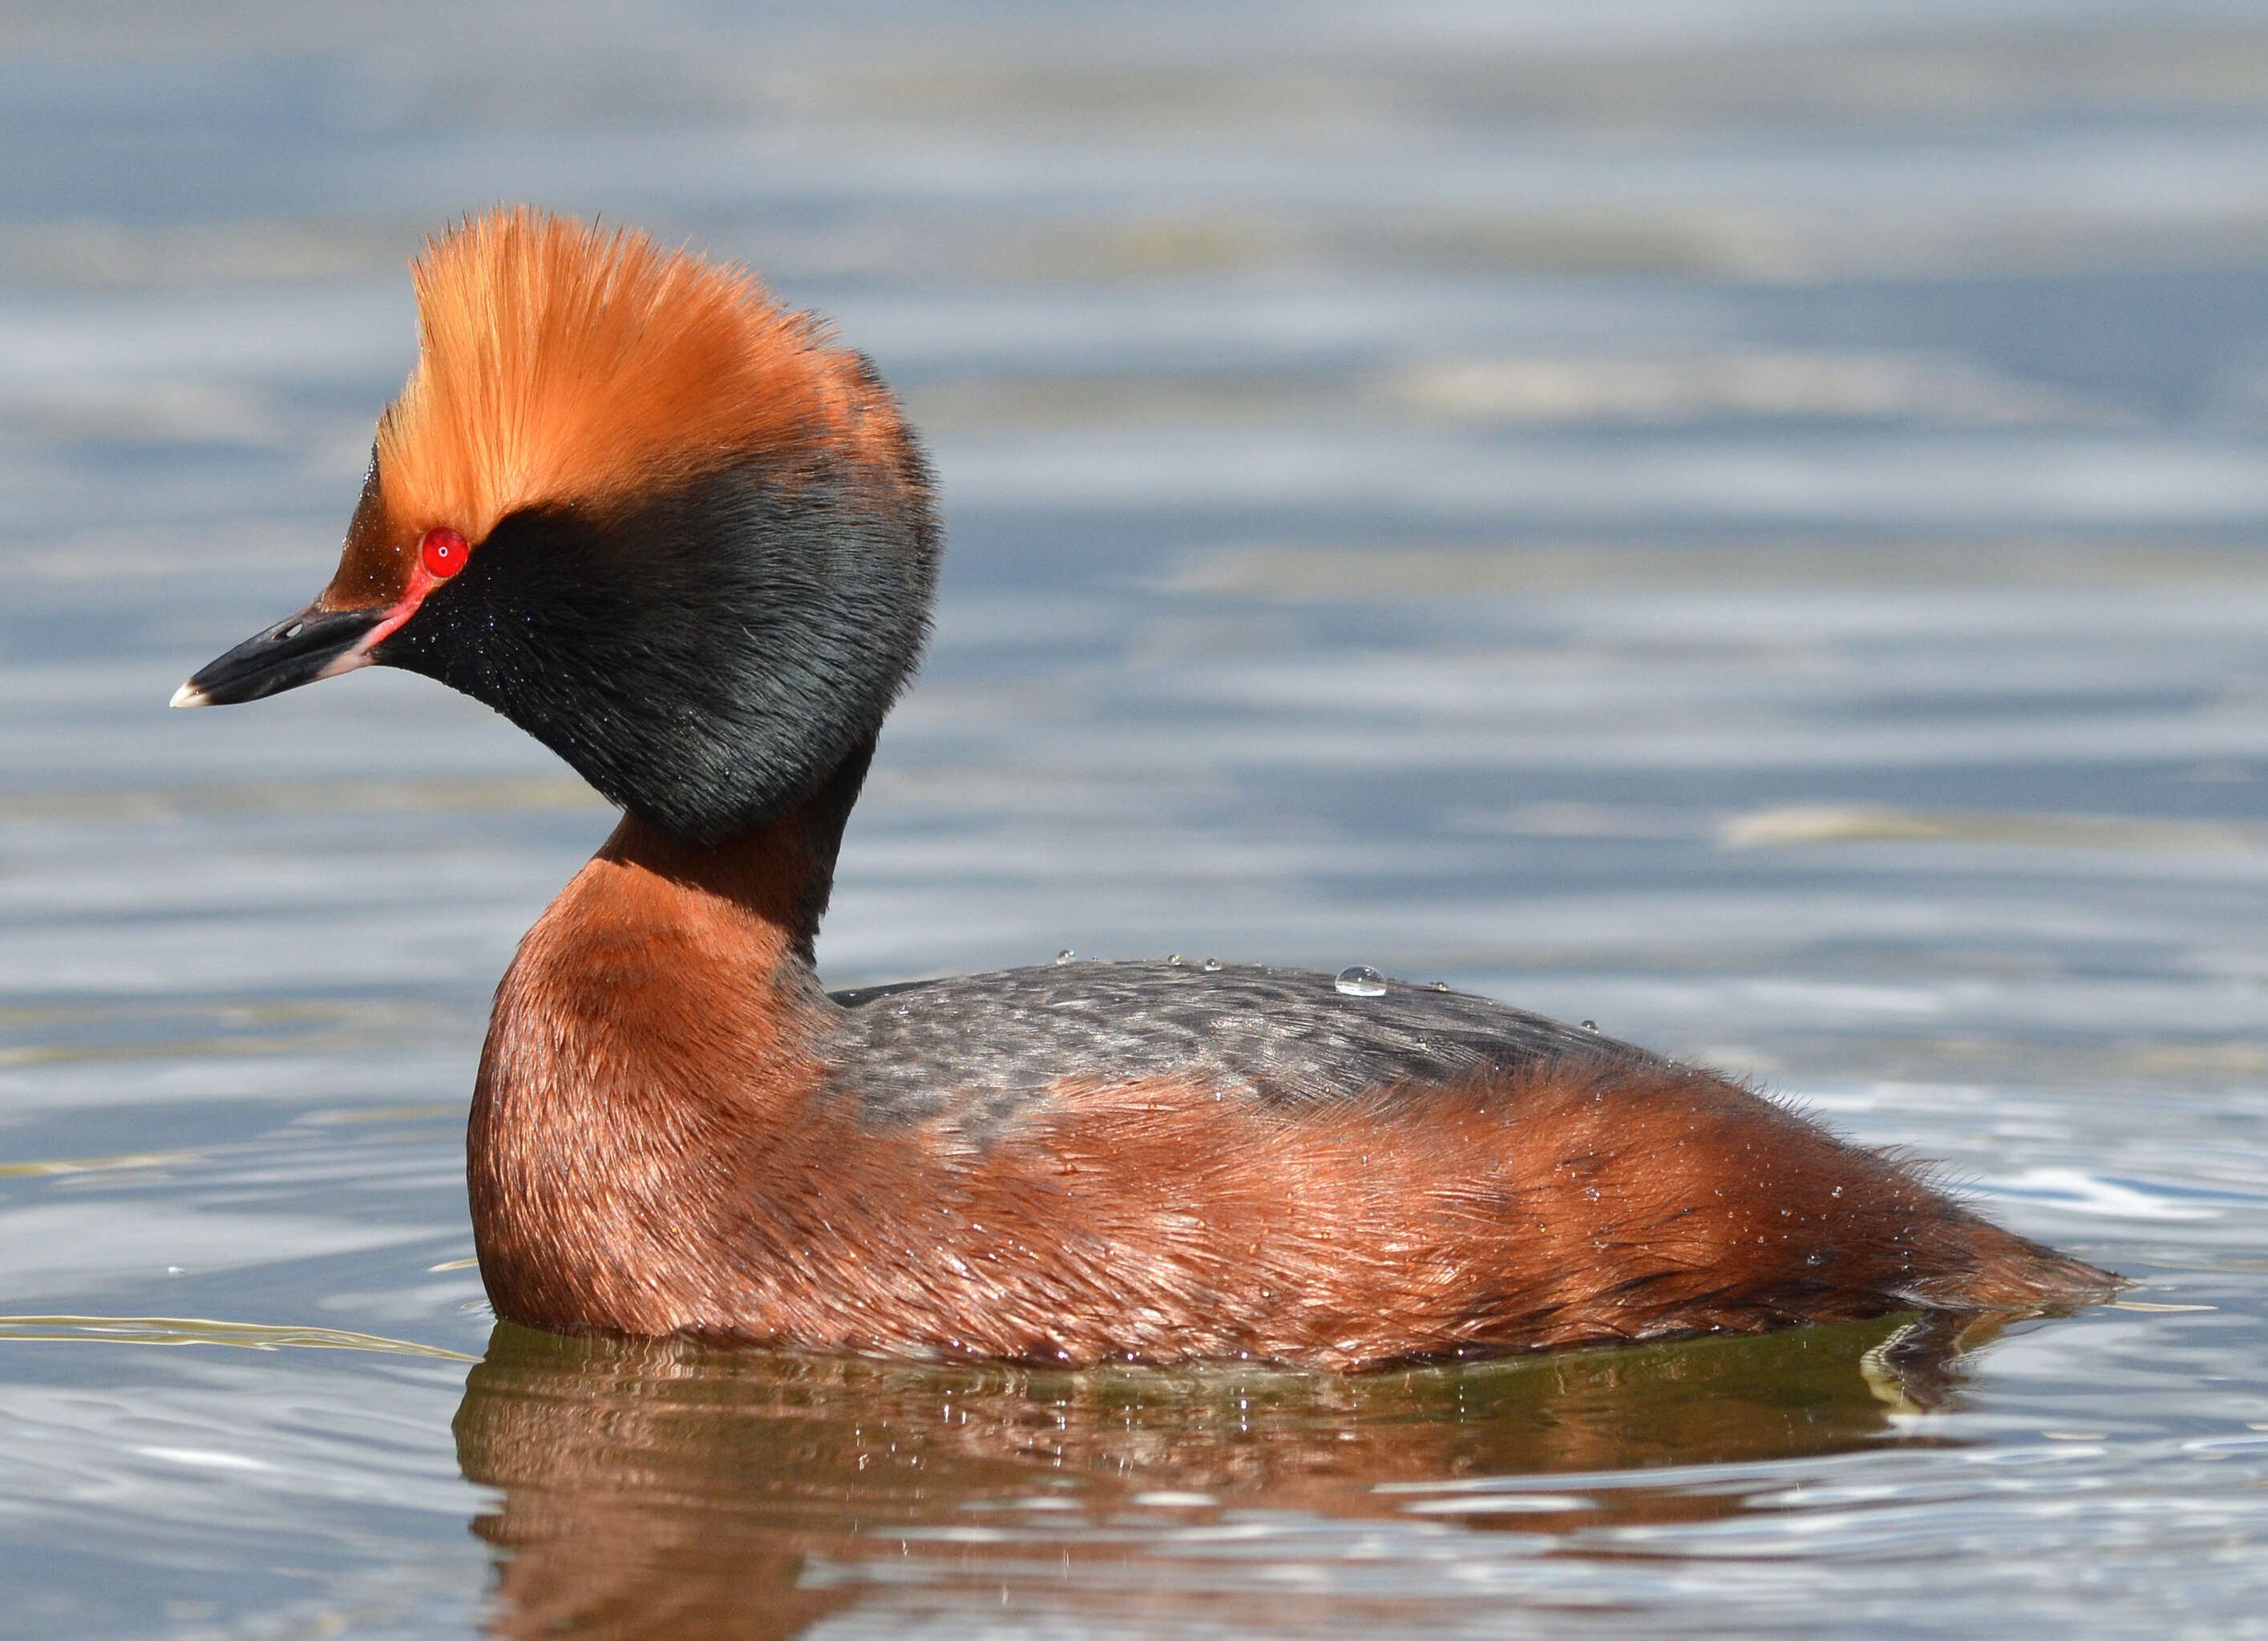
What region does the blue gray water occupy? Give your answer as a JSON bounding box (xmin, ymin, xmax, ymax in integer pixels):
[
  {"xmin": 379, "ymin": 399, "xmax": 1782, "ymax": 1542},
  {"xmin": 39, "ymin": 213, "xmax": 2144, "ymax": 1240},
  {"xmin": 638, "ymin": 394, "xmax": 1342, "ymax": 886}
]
[{"xmin": 2, "ymin": 3, "xmax": 2266, "ymax": 1635}]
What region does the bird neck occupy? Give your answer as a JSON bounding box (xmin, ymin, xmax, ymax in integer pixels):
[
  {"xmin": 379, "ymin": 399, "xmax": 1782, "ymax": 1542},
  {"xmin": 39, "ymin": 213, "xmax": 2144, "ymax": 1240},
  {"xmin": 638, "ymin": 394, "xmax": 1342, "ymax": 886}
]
[
  {"xmin": 593, "ymin": 730, "xmax": 875, "ymax": 970},
  {"xmin": 467, "ymin": 735, "xmax": 872, "ymax": 1336}
]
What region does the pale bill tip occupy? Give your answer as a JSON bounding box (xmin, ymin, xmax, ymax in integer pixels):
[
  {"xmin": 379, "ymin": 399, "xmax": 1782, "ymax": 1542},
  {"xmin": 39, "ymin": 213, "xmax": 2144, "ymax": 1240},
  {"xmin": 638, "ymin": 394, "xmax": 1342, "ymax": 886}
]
[{"xmin": 168, "ymin": 681, "xmax": 209, "ymax": 709}]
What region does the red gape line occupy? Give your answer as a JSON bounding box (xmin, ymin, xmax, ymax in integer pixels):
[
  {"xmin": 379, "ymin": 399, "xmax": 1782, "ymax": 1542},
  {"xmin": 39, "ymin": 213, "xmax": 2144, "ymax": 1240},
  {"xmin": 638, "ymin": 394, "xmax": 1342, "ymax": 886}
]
[{"xmin": 322, "ymin": 526, "xmax": 472, "ymax": 679}]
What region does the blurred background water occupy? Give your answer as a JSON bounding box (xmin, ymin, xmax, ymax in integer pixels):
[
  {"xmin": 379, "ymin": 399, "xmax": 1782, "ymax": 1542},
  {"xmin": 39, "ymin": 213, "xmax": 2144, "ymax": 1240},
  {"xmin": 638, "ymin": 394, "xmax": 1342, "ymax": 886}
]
[{"xmin": 2, "ymin": 2, "xmax": 2266, "ymax": 1636}]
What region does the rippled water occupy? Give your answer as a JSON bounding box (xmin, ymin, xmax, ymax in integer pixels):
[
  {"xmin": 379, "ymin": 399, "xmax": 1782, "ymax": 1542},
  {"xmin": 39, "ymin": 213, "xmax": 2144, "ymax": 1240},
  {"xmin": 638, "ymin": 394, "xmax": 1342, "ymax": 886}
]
[{"xmin": 3, "ymin": 3, "xmax": 2267, "ymax": 1636}]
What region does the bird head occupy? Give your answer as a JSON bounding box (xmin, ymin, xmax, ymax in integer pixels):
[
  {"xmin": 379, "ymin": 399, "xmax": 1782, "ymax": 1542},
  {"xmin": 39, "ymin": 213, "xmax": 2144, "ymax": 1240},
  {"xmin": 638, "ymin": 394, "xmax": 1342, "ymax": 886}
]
[{"xmin": 175, "ymin": 207, "xmax": 939, "ymax": 847}]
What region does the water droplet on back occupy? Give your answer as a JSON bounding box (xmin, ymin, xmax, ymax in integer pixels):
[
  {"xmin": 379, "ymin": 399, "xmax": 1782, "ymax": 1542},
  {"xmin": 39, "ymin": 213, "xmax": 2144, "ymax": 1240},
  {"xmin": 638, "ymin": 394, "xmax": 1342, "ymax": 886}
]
[
  {"xmin": 1167, "ymin": 953, "xmax": 1183, "ymax": 966},
  {"xmin": 1202, "ymin": 959, "xmax": 1223, "ymax": 972},
  {"xmin": 1428, "ymin": 980, "xmax": 1450, "ymax": 992},
  {"xmin": 1335, "ymin": 965, "xmax": 1387, "ymax": 998},
  {"xmin": 1055, "ymin": 949, "xmax": 1075, "ymax": 964},
  {"xmin": 1581, "ymin": 1020, "xmax": 1598, "ymax": 1032}
]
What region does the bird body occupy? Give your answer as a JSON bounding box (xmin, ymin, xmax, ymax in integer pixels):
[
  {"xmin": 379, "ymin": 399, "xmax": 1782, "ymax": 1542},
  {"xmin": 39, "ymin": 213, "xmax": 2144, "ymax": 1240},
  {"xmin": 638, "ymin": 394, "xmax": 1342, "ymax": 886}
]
[{"xmin": 177, "ymin": 208, "xmax": 2114, "ymax": 1369}]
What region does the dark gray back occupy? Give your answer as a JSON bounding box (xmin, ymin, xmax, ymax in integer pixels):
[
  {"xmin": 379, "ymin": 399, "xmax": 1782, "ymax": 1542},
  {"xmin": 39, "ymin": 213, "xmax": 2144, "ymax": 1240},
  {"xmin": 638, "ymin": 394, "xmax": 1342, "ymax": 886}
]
[{"xmin": 821, "ymin": 960, "xmax": 1653, "ymax": 1134}]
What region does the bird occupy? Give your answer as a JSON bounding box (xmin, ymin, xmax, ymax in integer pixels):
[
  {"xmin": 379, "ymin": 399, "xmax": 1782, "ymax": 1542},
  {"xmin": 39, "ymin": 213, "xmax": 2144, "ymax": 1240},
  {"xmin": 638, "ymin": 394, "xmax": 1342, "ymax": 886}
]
[{"xmin": 172, "ymin": 207, "xmax": 2116, "ymax": 1370}]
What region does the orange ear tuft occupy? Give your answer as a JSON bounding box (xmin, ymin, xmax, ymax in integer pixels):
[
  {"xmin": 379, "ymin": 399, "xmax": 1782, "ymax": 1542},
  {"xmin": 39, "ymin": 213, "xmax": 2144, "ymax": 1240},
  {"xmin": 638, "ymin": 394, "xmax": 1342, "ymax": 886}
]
[{"xmin": 370, "ymin": 207, "xmax": 873, "ymax": 551}]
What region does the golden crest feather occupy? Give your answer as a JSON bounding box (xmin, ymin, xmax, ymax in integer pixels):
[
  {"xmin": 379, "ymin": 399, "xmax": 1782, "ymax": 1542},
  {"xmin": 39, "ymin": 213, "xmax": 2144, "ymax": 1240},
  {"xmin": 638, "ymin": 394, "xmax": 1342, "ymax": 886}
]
[{"xmin": 371, "ymin": 207, "xmax": 861, "ymax": 548}]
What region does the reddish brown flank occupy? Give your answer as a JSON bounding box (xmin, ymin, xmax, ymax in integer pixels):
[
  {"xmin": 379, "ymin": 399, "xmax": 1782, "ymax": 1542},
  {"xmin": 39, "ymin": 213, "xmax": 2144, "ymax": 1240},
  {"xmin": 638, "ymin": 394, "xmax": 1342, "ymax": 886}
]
[
  {"xmin": 178, "ymin": 205, "xmax": 2116, "ymax": 1371},
  {"xmin": 470, "ymin": 808, "xmax": 2111, "ymax": 1370}
]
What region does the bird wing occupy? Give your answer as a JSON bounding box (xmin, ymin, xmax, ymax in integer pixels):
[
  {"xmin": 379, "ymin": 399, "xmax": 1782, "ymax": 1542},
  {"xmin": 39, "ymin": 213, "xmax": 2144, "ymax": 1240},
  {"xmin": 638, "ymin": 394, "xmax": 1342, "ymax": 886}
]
[{"xmin": 821, "ymin": 960, "xmax": 1649, "ymax": 1134}]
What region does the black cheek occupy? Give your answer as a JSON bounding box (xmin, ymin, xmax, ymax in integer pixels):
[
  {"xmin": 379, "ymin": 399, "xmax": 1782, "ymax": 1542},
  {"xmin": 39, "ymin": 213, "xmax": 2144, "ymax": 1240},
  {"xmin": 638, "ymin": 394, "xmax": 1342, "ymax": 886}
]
[{"xmin": 369, "ymin": 460, "xmax": 937, "ymax": 847}]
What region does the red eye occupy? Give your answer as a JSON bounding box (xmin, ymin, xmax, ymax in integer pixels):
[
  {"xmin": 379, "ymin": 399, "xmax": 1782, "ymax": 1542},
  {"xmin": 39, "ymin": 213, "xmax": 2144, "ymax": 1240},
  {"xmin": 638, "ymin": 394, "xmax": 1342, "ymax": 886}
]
[{"xmin": 420, "ymin": 527, "xmax": 469, "ymax": 580}]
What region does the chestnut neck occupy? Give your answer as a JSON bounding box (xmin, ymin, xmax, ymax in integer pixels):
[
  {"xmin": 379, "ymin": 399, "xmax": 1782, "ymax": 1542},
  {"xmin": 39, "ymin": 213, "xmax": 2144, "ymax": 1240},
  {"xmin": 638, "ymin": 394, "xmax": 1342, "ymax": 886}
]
[{"xmin": 600, "ymin": 730, "xmax": 876, "ymax": 972}]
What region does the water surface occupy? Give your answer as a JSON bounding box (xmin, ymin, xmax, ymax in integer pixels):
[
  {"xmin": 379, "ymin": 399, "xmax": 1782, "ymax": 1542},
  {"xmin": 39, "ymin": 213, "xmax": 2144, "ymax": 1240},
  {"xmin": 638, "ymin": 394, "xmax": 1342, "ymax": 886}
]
[{"xmin": 2, "ymin": 4, "xmax": 2266, "ymax": 1636}]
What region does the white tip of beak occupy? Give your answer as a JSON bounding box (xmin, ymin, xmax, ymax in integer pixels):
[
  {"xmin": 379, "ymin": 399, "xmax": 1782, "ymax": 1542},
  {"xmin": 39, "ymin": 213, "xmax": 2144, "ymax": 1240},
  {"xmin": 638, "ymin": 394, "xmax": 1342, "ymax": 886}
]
[{"xmin": 169, "ymin": 681, "xmax": 209, "ymax": 709}]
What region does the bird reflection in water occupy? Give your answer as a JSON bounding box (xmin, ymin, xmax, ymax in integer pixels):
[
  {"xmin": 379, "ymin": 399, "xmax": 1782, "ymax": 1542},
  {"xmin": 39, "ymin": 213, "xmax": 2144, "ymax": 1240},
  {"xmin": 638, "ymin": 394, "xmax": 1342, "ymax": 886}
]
[{"xmin": 455, "ymin": 1311, "xmax": 2011, "ymax": 1639}]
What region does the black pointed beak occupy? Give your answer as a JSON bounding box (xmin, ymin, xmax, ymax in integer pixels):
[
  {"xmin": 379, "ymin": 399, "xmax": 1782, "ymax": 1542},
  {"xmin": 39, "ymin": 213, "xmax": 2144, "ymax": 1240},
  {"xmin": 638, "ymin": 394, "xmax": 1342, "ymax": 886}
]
[{"xmin": 170, "ymin": 603, "xmax": 387, "ymax": 709}]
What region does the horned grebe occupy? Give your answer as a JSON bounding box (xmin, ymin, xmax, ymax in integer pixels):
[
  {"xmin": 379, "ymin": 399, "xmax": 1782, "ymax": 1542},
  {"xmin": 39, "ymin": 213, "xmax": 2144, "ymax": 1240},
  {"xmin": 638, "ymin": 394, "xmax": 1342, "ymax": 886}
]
[{"xmin": 173, "ymin": 208, "xmax": 2114, "ymax": 1368}]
